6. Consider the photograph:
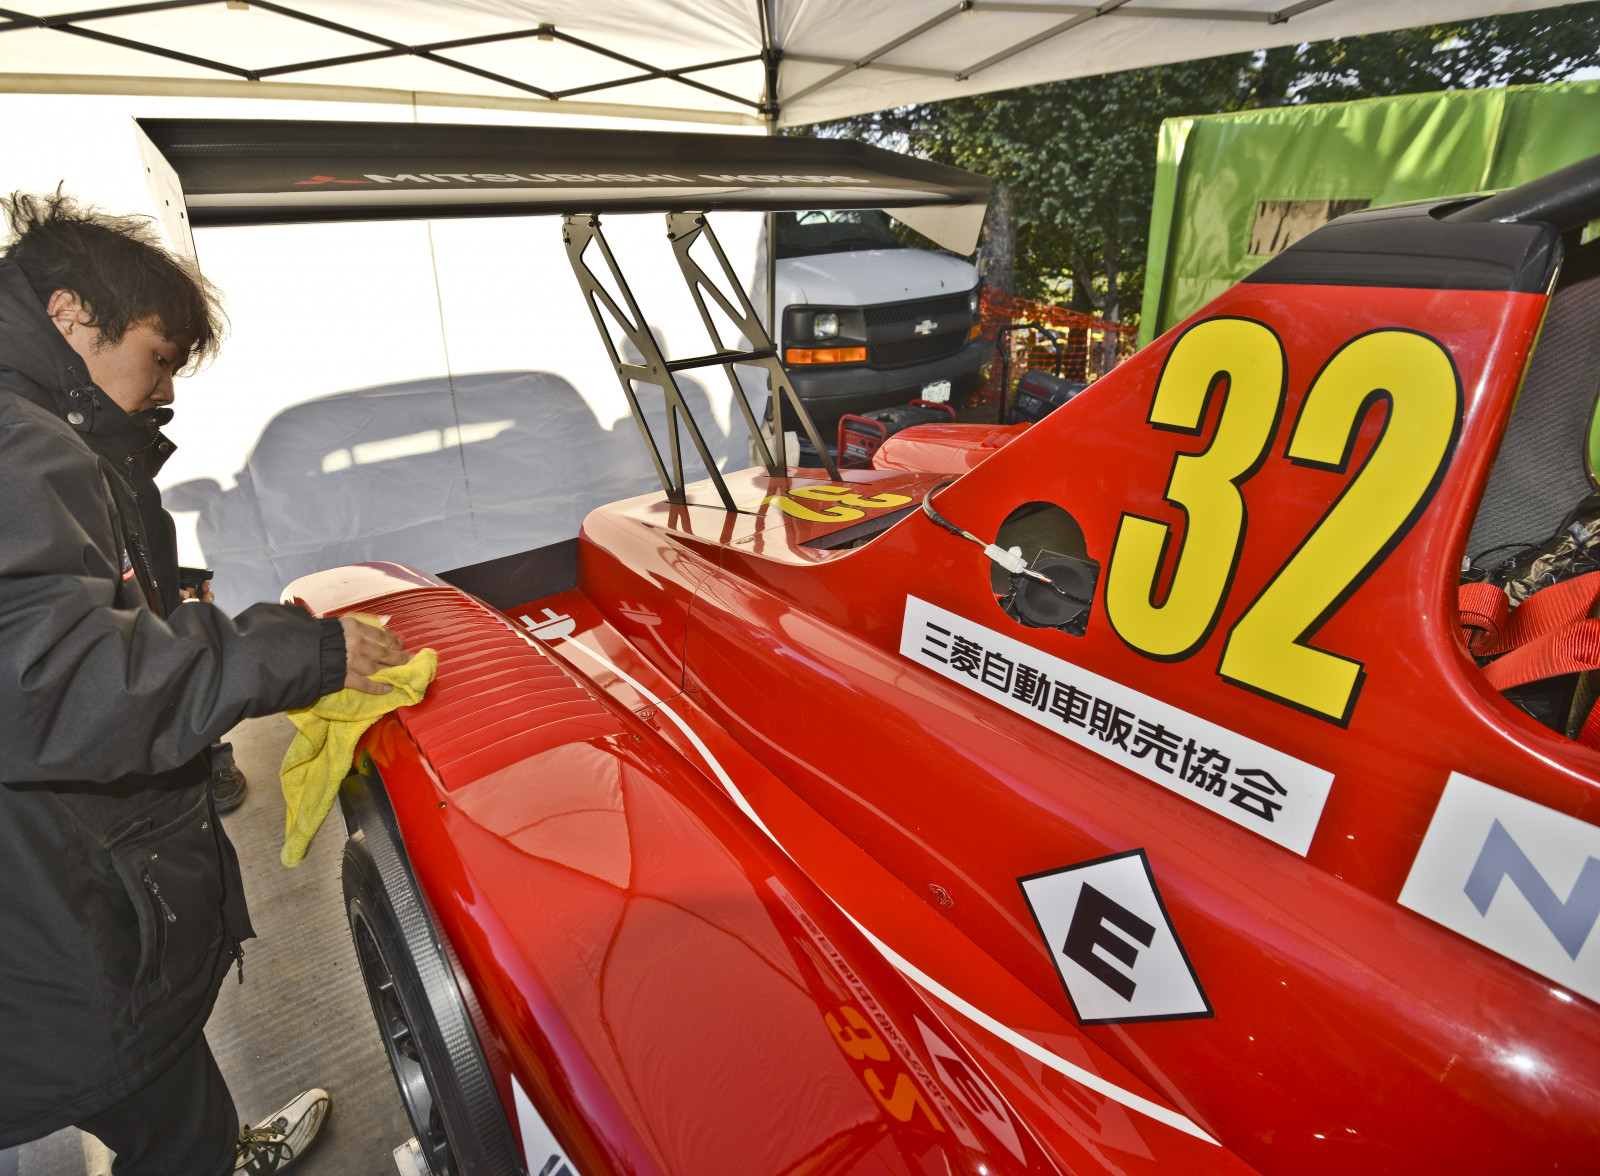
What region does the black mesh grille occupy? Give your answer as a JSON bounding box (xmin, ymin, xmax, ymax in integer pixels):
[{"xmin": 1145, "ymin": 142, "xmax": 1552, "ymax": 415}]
[
  {"xmin": 864, "ymin": 292, "xmax": 971, "ymax": 328},
  {"xmin": 869, "ymin": 332, "xmax": 967, "ymax": 368},
  {"xmin": 1467, "ymin": 269, "xmax": 1600, "ymax": 558}
]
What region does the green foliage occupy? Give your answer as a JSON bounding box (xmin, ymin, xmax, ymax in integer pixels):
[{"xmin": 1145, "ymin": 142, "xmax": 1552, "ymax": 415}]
[
  {"xmin": 790, "ymin": 1, "xmax": 1600, "ymax": 326},
  {"xmin": 1293, "ymin": 4, "xmax": 1600, "ymax": 102},
  {"xmin": 792, "ymin": 58, "xmax": 1257, "ymax": 317},
  {"xmin": 939, "ymin": 59, "xmax": 1256, "ymax": 316}
]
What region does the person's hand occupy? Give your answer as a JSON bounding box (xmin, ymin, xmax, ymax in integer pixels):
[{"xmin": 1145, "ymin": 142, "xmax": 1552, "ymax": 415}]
[
  {"xmin": 178, "ymin": 580, "xmax": 214, "ymax": 603},
  {"xmin": 341, "ymin": 616, "xmax": 408, "ymax": 694}
]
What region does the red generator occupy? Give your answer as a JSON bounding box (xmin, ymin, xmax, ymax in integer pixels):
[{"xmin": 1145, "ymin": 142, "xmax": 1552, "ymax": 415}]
[{"xmin": 839, "ymin": 399, "xmax": 957, "ymax": 467}]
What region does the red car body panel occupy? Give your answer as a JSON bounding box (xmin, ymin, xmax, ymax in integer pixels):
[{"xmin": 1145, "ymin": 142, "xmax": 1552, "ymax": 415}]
[
  {"xmin": 872, "ymin": 421, "xmax": 1031, "ymax": 474},
  {"xmin": 289, "ymin": 274, "xmax": 1600, "ymax": 1174},
  {"xmin": 295, "ymin": 573, "xmax": 1235, "ymax": 1176}
]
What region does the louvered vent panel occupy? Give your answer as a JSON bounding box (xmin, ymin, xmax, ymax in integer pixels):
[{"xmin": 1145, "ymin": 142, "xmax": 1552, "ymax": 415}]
[{"xmin": 341, "ymin": 587, "xmax": 622, "ymax": 791}]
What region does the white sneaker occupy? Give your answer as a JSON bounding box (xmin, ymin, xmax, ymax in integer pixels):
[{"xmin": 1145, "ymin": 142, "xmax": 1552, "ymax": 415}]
[{"xmin": 234, "ymin": 1088, "xmax": 332, "ymax": 1173}]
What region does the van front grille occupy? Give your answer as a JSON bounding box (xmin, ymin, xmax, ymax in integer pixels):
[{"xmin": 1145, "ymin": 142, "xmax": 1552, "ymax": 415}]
[
  {"xmin": 863, "ymin": 292, "xmax": 971, "ymax": 328},
  {"xmin": 869, "ymin": 331, "xmax": 968, "ymax": 369}
]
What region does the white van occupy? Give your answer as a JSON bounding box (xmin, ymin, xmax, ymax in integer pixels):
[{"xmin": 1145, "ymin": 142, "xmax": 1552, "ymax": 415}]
[{"xmin": 774, "ymin": 210, "xmax": 991, "ymax": 441}]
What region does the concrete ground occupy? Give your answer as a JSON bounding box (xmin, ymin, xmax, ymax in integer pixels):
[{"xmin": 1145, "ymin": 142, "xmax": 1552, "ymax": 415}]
[{"xmin": 5, "ymin": 715, "xmax": 412, "ymax": 1176}]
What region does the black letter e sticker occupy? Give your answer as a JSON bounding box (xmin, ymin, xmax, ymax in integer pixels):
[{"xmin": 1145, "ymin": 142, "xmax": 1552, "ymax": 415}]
[{"xmin": 1019, "ymin": 848, "xmax": 1212, "ymax": 1025}]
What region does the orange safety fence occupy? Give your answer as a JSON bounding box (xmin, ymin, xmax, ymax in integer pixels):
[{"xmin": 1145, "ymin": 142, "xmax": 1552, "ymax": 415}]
[{"xmin": 972, "ymin": 287, "xmax": 1138, "ymax": 407}]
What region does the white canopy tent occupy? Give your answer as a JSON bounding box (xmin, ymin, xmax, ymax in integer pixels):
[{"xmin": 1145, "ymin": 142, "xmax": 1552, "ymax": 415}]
[
  {"xmin": 0, "ymin": 0, "xmax": 1579, "ymax": 610},
  {"xmin": 0, "ymin": 0, "xmax": 1580, "ymax": 129}
]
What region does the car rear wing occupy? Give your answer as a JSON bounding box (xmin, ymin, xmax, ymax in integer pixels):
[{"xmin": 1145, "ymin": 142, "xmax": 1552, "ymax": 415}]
[
  {"xmin": 137, "ymin": 117, "xmax": 995, "ymax": 499},
  {"xmin": 135, "ymin": 118, "xmax": 991, "ymax": 252}
]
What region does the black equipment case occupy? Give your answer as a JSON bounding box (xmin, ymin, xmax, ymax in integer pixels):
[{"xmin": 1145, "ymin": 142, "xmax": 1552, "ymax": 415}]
[{"xmin": 1010, "ymin": 369, "xmax": 1087, "ymax": 424}]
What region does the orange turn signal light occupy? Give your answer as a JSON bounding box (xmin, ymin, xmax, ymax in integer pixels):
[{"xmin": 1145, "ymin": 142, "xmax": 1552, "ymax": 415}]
[
  {"xmin": 786, "ymin": 346, "xmax": 867, "ymax": 364},
  {"xmin": 969, "ymin": 324, "xmax": 983, "ymax": 339}
]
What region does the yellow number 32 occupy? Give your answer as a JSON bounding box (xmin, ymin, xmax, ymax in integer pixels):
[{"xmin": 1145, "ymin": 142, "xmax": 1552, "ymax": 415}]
[{"xmin": 1106, "ymin": 318, "xmax": 1461, "ymax": 725}]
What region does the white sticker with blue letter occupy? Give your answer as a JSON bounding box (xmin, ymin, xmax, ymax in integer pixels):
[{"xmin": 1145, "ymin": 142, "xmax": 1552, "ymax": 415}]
[
  {"xmin": 901, "ymin": 596, "xmax": 1335, "ymax": 855},
  {"xmin": 1400, "ymin": 772, "xmax": 1600, "ymax": 1002},
  {"xmin": 512, "ymin": 1075, "xmax": 578, "ymax": 1176}
]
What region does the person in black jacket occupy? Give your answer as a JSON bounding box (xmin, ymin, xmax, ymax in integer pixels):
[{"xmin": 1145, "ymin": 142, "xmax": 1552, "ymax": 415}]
[
  {"xmin": 77, "ymin": 336, "xmax": 251, "ymax": 812},
  {"xmin": 0, "ymin": 190, "xmax": 409, "ymax": 1174}
]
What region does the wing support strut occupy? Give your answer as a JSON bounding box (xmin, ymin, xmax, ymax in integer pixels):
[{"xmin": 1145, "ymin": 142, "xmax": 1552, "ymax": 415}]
[{"xmin": 563, "ymin": 210, "xmax": 839, "ymax": 510}]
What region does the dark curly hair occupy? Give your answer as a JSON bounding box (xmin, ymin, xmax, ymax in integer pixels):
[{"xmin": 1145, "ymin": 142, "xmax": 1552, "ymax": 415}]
[{"xmin": 2, "ymin": 186, "xmax": 226, "ymax": 371}]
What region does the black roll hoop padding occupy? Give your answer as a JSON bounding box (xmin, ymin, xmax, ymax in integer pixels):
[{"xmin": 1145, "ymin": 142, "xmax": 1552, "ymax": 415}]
[
  {"xmin": 1247, "ymin": 151, "xmax": 1600, "ymax": 298},
  {"xmin": 1445, "ymin": 151, "xmax": 1600, "ymax": 234}
]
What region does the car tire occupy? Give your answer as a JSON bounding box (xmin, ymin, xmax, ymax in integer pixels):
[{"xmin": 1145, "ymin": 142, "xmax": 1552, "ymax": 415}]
[{"xmin": 341, "ymin": 774, "xmax": 522, "ymax": 1176}]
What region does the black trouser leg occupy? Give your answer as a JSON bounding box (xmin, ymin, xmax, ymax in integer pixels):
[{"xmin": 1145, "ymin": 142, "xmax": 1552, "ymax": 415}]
[{"xmin": 76, "ymin": 1033, "xmax": 237, "ymax": 1176}]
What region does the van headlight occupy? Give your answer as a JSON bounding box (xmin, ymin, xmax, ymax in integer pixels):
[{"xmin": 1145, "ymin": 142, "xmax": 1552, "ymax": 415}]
[
  {"xmin": 969, "ymin": 287, "xmax": 980, "ymax": 314},
  {"xmin": 813, "ymin": 312, "xmax": 840, "ymax": 340}
]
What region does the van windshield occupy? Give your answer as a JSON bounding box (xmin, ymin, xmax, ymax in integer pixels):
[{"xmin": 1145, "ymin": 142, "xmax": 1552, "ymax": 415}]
[{"xmin": 775, "ymin": 210, "xmax": 903, "ymax": 258}]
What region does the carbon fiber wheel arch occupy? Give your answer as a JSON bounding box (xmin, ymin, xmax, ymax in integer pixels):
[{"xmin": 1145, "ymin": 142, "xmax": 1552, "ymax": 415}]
[{"xmin": 340, "ymin": 760, "xmax": 524, "ymax": 1176}]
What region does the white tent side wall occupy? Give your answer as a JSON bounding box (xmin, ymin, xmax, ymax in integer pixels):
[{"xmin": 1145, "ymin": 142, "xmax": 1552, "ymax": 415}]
[{"xmin": 3, "ymin": 91, "xmax": 764, "ymax": 610}]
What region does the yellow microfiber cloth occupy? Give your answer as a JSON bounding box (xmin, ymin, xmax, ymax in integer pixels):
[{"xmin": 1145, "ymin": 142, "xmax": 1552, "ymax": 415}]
[{"xmin": 279, "ymin": 638, "xmax": 438, "ymax": 867}]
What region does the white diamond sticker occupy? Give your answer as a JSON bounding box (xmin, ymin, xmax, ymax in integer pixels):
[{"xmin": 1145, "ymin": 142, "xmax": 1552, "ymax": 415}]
[{"xmin": 1020, "ymin": 849, "xmax": 1212, "ymax": 1025}]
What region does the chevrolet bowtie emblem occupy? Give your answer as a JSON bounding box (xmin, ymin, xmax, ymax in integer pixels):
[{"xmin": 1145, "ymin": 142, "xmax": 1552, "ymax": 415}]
[{"xmin": 913, "ymin": 318, "xmax": 938, "ymax": 335}]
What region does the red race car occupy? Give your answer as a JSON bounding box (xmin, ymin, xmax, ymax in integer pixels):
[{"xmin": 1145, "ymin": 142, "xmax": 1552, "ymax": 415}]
[{"xmin": 147, "ymin": 121, "xmax": 1600, "ymax": 1176}]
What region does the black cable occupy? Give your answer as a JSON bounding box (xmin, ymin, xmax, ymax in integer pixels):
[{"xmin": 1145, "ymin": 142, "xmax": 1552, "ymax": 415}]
[
  {"xmin": 1470, "ymin": 539, "xmax": 1542, "ymax": 566},
  {"xmin": 919, "ymin": 481, "xmax": 1090, "ymax": 604},
  {"xmin": 920, "ymin": 480, "xmax": 981, "ymax": 543}
]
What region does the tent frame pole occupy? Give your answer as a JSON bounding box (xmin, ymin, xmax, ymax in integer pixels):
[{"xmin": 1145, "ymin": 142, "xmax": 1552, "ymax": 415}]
[
  {"xmin": 0, "ymin": 2, "xmax": 763, "ymax": 110},
  {"xmin": 778, "ymin": 0, "xmax": 1347, "ymax": 108}
]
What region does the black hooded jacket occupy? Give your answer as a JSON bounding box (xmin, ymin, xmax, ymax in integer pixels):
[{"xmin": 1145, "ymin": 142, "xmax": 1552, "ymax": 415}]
[
  {"xmin": 90, "ymin": 395, "xmax": 184, "ymax": 615},
  {"xmin": 0, "ymin": 259, "xmax": 347, "ymax": 1144}
]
